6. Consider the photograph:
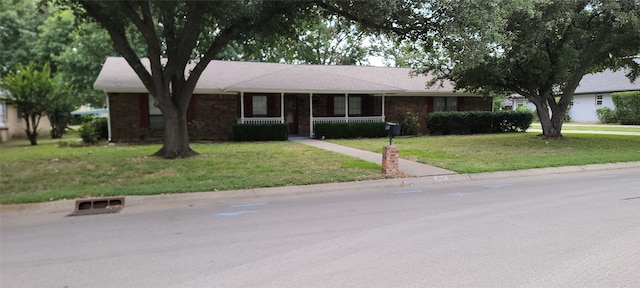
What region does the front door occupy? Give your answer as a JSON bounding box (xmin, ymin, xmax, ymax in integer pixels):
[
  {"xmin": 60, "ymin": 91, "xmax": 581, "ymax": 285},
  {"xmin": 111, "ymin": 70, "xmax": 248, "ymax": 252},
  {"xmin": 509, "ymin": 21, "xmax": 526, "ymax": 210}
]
[{"xmin": 285, "ymin": 95, "xmax": 299, "ymax": 135}]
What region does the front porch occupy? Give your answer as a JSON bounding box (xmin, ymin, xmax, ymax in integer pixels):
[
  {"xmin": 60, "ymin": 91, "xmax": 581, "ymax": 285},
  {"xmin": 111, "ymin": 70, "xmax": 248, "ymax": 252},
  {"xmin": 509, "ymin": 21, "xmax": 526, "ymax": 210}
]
[{"xmin": 236, "ymin": 92, "xmax": 387, "ymax": 137}]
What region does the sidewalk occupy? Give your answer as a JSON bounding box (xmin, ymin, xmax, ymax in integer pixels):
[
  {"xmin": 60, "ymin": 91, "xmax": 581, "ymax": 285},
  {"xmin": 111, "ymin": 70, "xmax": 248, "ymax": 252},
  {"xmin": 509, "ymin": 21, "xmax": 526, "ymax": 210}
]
[
  {"xmin": 527, "ymin": 129, "xmax": 640, "ymax": 136},
  {"xmin": 289, "ymin": 137, "xmax": 456, "ymax": 177}
]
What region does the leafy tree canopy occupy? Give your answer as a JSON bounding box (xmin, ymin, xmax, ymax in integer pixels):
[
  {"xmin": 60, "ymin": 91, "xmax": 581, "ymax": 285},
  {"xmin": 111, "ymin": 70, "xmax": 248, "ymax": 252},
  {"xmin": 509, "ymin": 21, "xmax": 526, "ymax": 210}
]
[
  {"xmin": 61, "ymin": 0, "xmax": 322, "ymax": 158},
  {"xmin": 1, "ymin": 63, "xmax": 54, "ymax": 145},
  {"xmin": 406, "ymin": 0, "xmax": 640, "ymax": 137}
]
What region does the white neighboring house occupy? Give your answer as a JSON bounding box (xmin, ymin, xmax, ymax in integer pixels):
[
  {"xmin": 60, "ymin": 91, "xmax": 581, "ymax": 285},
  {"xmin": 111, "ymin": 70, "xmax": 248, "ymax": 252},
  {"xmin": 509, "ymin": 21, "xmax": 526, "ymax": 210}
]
[{"xmin": 505, "ymin": 68, "xmax": 640, "ymax": 123}]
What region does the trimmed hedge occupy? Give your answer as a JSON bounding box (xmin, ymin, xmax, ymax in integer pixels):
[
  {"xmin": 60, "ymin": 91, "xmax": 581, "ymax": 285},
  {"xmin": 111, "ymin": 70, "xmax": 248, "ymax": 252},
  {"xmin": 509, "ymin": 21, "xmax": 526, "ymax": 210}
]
[
  {"xmin": 612, "ymin": 91, "xmax": 640, "ymax": 125},
  {"xmin": 425, "ymin": 111, "xmax": 533, "ymax": 135},
  {"xmin": 233, "ymin": 124, "xmax": 289, "ymax": 141},
  {"xmin": 314, "ymin": 122, "xmax": 387, "ymax": 139}
]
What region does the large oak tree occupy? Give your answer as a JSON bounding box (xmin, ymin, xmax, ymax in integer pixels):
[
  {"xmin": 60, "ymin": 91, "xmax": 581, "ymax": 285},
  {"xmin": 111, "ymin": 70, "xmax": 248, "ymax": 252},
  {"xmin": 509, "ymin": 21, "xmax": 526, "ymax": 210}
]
[
  {"xmin": 409, "ymin": 0, "xmax": 640, "ymax": 137},
  {"xmin": 69, "ymin": 1, "xmax": 318, "ymax": 158}
]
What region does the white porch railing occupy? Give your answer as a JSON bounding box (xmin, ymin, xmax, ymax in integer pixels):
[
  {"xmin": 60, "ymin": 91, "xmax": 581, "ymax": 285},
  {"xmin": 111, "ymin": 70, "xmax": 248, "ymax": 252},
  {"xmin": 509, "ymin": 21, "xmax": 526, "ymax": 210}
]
[
  {"xmin": 310, "ymin": 116, "xmax": 385, "ymax": 137},
  {"xmin": 237, "ymin": 117, "xmax": 284, "ymax": 124},
  {"xmin": 312, "ymin": 116, "xmax": 385, "ymax": 125}
]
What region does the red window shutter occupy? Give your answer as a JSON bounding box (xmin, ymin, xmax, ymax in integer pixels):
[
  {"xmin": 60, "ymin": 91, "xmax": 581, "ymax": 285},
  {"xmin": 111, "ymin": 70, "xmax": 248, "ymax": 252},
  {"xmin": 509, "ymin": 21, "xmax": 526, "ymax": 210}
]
[
  {"xmin": 326, "ymin": 95, "xmax": 334, "ymax": 116},
  {"xmin": 187, "ymin": 95, "xmax": 197, "ymax": 122},
  {"xmin": 244, "ymin": 94, "xmax": 253, "ymax": 117},
  {"xmin": 362, "ymin": 95, "xmax": 372, "ymax": 116},
  {"xmin": 458, "ymin": 97, "xmax": 466, "ymax": 111},
  {"xmin": 267, "ymin": 94, "xmax": 278, "ymax": 116},
  {"xmin": 139, "ymin": 94, "xmax": 149, "ymax": 128},
  {"xmin": 426, "ymin": 97, "xmax": 434, "ymax": 113}
]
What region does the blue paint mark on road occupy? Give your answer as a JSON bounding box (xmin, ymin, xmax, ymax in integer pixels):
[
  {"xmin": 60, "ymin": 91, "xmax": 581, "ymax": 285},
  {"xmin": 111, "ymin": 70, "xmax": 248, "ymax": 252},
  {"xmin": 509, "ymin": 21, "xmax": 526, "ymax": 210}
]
[
  {"xmin": 447, "ymin": 192, "xmax": 479, "ymax": 197},
  {"xmin": 230, "ymin": 202, "xmax": 267, "ymax": 208},
  {"xmin": 394, "ymin": 190, "xmax": 424, "ymax": 194},
  {"xmin": 216, "ymin": 210, "xmax": 258, "ymax": 217}
]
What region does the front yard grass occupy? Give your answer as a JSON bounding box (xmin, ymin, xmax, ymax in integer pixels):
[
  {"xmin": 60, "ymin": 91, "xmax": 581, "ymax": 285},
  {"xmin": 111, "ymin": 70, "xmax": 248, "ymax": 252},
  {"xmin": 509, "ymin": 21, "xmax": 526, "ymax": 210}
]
[
  {"xmin": 529, "ymin": 123, "xmax": 640, "ymax": 132},
  {"xmin": 331, "ymin": 133, "xmax": 640, "ymax": 173},
  {"xmin": 0, "ymin": 140, "xmax": 384, "ymax": 204}
]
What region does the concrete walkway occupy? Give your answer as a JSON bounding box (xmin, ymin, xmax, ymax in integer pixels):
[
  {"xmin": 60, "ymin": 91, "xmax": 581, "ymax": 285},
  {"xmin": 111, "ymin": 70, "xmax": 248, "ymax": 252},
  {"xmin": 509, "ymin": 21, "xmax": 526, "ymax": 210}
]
[{"xmin": 289, "ymin": 137, "xmax": 456, "ymax": 177}]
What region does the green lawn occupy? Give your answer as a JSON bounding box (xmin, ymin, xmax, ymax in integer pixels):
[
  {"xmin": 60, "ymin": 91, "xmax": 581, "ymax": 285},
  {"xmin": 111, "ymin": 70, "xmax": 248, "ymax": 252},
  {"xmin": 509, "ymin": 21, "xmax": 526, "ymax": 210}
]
[
  {"xmin": 2, "ymin": 132, "xmax": 639, "ymax": 204},
  {"xmin": 331, "ymin": 133, "xmax": 640, "ymax": 173},
  {"xmin": 0, "ymin": 138, "xmax": 384, "ymax": 204},
  {"xmin": 529, "ymin": 123, "xmax": 640, "ymax": 132}
]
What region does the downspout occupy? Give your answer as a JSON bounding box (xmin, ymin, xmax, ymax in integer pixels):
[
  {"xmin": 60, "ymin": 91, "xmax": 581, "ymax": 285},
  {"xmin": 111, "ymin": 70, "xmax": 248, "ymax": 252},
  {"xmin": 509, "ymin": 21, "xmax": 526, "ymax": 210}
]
[{"xmin": 105, "ymin": 91, "xmax": 112, "ymax": 143}]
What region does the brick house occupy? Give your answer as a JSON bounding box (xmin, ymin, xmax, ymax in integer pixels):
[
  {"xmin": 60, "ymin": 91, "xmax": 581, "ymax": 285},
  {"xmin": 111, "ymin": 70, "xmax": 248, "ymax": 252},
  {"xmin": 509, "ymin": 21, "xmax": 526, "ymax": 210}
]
[{"xmin": 94, "ymin": 57, "xmax": 492, "ymax": 142}]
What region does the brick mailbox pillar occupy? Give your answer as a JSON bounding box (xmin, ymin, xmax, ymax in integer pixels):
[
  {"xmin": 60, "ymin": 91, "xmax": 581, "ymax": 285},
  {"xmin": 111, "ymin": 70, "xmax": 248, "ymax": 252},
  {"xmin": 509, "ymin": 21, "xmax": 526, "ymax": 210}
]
[{"xmin": 382, "ymin": 145, "xmax": 399, "ymax": 175}]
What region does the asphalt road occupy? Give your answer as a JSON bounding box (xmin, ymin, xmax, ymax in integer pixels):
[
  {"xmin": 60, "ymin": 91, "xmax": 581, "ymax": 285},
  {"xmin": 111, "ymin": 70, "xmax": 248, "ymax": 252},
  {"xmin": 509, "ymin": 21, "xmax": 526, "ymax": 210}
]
[{"xmin": 1, "ymin": 167, "xmax": 639, "ymax": 288}]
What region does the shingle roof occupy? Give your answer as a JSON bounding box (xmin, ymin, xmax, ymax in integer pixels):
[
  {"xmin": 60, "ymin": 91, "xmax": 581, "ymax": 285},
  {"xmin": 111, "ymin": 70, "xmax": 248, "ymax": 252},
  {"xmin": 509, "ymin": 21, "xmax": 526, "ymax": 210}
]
[
  {"xmin": 94, "ymin": 57, "xmax": 464, "ymax": 95},
  {"xmin": 575, "ymin": 68, "xmax": 640, "ymax": 94}
]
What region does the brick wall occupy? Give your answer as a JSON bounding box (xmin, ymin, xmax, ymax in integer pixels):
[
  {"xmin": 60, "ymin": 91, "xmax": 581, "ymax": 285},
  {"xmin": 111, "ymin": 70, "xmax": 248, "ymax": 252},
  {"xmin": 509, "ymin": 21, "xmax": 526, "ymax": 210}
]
[
  {"xmin": 108, "ymin": 93, "xmax": 142, "ymax": 142},
  {"xmin": 459, "ymin": 96, "xmax": 493, "ymax": 111},
  {"xmin": 108, "ymin": 93, "xmax": 237, "ymax": 142},
  {"xmin": 385, "ymin": 96, "xmax": 432, "ymax": 134},
  {"xmin": 193, "ymin": 94, "xmax": 237, "ymax": 141}
]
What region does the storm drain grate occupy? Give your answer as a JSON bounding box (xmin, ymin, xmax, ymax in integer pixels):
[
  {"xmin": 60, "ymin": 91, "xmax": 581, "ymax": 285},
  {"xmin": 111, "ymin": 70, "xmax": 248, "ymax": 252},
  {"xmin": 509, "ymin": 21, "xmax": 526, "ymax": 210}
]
[{"xmin": 68, "ymin": 197, "xmax": 125, "ymax": 216}]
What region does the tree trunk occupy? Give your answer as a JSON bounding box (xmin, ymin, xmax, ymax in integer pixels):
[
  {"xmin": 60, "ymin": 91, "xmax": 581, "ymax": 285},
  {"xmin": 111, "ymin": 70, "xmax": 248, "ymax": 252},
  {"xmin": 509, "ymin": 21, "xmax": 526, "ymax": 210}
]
[
  {"xmin": 533, "ymin": 100, "xmax": 563, "ymax": 138},
  {"xmin": 25, "ymin": 115, "xmax": 39, "ymax": 145},
  {"xmin": 152, "ymin": 103, "xmax": 198, "ymax": 159}
]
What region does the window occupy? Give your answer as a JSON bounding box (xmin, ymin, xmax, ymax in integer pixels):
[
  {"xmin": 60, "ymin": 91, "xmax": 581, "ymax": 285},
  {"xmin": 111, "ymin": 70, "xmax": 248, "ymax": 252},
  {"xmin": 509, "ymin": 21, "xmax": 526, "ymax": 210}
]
[
  {"xmin": 148, "ymin": 95, "xmax": 164, "ymax": 130},
  {"xmin": 349, "ymin": 97, "xmax": 362, "ymax": 116},
  {"xmin": 252, "ymin": 95, "xmax": 268, "ymax": 116},
  {"xmin": 595, "ymin": 94, "xmax": 603, "ymax": 106},
  {"xmin": 334, "ymin": 96, "xmax": 362, "ymax": 116},
  {"xmin": 434, "ymin": 97, "xmax": 458, "ymax": 112},
  {"xmin": 0, "ymin": 102, "xmax": 6, "ymax": 128},
  {"xmin": 516, "ymin": 98, "xmax": 524, "ymax": 108}
]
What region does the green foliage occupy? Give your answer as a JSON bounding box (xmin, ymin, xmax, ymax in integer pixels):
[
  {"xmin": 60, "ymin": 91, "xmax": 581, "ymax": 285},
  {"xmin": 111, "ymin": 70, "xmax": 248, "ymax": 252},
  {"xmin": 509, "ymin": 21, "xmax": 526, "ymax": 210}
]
[
  {"xmin": 425, "ymin": 111, "xmax": 533, "ymax": 135},
  {"xmin": 233, "ymin": 124, "xmax": 289, "ymax": 141},
  {"xmin": 224, "ymin": 15, "xmax": 374, "ymax": 65},
  {"xmin": 612, "ymin": 91, "xmax": 640, "ymax": 125},
  {"xmin": 406, "ymin": 0, "xmax": 640, "ymax": 137},
  {"xmin": 0, "ymin": 0, "xmax": 46, "ymax": 75},
  {"xmin": 314, "ymin": 122, "xmax": 387, "ymax": 139},
  {"xmin": 78, "ymin": 118, "xmax": 108, "ymax": 144},
  {"xmin": 397, "ymin": 112, "xmax": 421, "ymax": 136},
  {"xmin": 91, "ymin": 118, "xmax": 109, "ymax": 141},
  {"xmin": 78, "ymin": 122, "xmax": 96, "ymax": 144},
  {"xmin": 0, "ymin": 63, "xmax": 55, "ymax": 145},
  {"xmin": 595, "ymin": 107, "xmax": 618, "ymax": 124}
]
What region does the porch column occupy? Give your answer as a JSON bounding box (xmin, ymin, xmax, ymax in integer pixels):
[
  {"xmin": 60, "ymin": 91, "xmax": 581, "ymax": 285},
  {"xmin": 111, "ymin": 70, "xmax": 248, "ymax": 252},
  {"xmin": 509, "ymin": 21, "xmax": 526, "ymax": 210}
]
[
  {"xmin": 309, "ymin": 93, "xmax": 314, "ymax": 137},
  {"xmin": 280, "ymin": 92, "xmax": 285, "ymax": 124},
  {"xmin": 382, "ymin": 94, "xmax": 386, "ymax": 122},
  {"xmin": 240, "ymin": 91, "xmax": 245, "ymax": 124},
  {"xmin": 345, "ymin": 93, "xmax": 349, "ymax": 123}
]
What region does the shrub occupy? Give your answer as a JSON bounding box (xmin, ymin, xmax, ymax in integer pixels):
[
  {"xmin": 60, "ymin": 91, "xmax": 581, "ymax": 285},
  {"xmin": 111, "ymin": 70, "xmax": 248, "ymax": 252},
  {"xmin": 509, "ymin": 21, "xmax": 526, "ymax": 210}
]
[
  {"xmin": 398, "ymin": 112, "xmax": 421, "ymax": 136},
  {"xmin": 233, "ymin": 124, "xmax": 288, "ymax": 141},
  {"xmin": 595, "ymin": 107, "xmax": 617, "ymax": 124},
  {"xmin": 79, "ymin": 122, "xmax": 97, "ymax": 144},
  {"xmin": 612, "ymin": 91, "xmax": 640, "ymax": 125},
  {"xmin": 425, "ymin": 111, "xmax": 533, "ymax": 135},
  {"xmin": 314, "ymin": 122, "xmax": 387, "ymax": 139},
  {"xmin": 91, "ymin": 118, "xmax": 109, "ymax": 141}
]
